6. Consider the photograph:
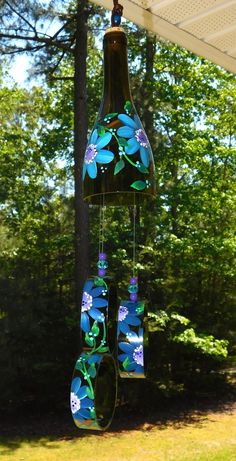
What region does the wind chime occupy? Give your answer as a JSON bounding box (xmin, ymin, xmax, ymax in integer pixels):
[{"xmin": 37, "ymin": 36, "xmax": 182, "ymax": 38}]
[{"xmin": 70, "ymin": 0, "xmax": 156, "ymax": 430}]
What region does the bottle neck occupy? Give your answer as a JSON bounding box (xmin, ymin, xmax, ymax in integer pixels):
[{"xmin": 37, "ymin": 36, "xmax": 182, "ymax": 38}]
[{"xmin": 101, "ymin": 29, "xmax": 132, "ymax": 110}]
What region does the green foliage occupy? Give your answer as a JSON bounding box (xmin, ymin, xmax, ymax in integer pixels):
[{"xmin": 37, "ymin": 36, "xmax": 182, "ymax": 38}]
[
  {"xmin": 173, "ymin": 328, "xmax": 229, "ymax": 358},
  {"xmin": 148, "ymin": 311, "xmax": 190, "ymax": 330},
  {"xmin": 0, "ymin": 4, "xmax": 235, "ymax": 413},
  {"xmin": 148, "ymin": 311, "xmax": 228, "ymax": 359}
]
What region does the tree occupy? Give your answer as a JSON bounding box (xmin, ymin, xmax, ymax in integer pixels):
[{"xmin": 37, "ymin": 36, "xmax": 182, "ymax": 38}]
[
  {"xmin": 0, "ymin": 2, "xmax": 235, "ymax": 412},
  {"xmin": 0, "ymin": 0, "xmax": 90, "ymax": 311},
  {"xmin": 0, "ymin": 73, "xmax": 77, "ymax": 409}
]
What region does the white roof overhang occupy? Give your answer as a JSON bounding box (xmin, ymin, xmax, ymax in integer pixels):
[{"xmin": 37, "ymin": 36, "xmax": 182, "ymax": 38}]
[{"xmin": 92, "ymin": 0, "xmax": 236, "ymax": 74}]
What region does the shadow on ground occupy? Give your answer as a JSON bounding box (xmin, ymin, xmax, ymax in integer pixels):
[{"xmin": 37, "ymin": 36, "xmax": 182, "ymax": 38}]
[{"xmin": 1, "ymin": 382, "xmax": 236, "ymax": 456}]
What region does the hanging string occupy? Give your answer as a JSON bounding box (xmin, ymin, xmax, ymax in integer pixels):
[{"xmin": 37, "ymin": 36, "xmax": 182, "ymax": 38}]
[
  {"xmin": 132, "ymin": 192, "xmax": 136, "ymax": 278},
  {"xmin": 101, "ymin": 194, "xmax": 105, "ymax": 254},
  {"xmin": 98, "ymin": 205, "xmax": 102, "ymax": 255},
  {"xmin": 111, "ymin": 0, "xmax": 123, "ymax": 27},
  {"xmin": 99, "ymin": 194, "xmax": 105, "ymax": 255},
  {"xmin": 97, "ymin": 195, "xmax": 108, "ymax": 284}
]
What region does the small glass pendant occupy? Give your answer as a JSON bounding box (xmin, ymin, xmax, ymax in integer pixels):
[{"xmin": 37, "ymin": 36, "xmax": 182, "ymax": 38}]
[
  {"xmin": 117, "ymin": 277, "xmax": 148, "ymax": 378},
  {"xmin": 83, "ymin": 27, "xmax": 156, "ymax": 205}
]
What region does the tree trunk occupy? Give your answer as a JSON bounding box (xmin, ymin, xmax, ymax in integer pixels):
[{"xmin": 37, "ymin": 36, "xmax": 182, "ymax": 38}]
[
  {"xmin": 170, "ymin": 162, "xmax": 178, "ymax": 236},
  {"xmin": 142, "ymin": 32, "xmax": 157, "ymax": 239},
  {"xmin": 74, "ymin": 0, "xmax": 89, "ymax": 318},
  {"xmin": 143, "ymin": 31, "xmax": 156, "ymax": 138}
]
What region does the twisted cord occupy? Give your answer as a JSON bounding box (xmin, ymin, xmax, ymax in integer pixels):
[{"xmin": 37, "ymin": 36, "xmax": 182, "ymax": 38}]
[
  {"xmin": 111, "ymin": 0, "xmax": 123, "ymax": 26},
  {"xmin": 98, "ymin": 194, "xmax": 105, "ymax": 254},
  {"xmin": 133, "ymin": 193, "xmax": 136, "ymax": 277}
]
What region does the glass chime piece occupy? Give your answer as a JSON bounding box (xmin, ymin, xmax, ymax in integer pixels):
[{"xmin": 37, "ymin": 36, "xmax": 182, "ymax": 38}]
[
  {"xmin": 70, "ymin": 259, "xmax": 118, "ymax": 430},
  {"xmin": 117, "ymin": 299, "xmax": 148, "ymax": 378},
  {"xmin": 83, "ymin": 27, "xmax": 156, "ymax": 205}
]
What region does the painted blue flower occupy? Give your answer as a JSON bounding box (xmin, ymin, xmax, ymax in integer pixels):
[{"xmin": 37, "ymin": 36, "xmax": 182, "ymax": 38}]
[
  {"xmin": 70, "ymin": 377, "xmax": 94, "ymax": 422},
  {"xmin": 81, "ymin": 280, "xmax": 108, "ymax": 333},
  {"xmin": 78, "ymin": 352, "xmax": 103, "ymax": 366},
  {"xmin": 82, "ymin": 352, "xmax": 103, "ymax": 365},
  {"xmin": 118, "ymin": 329, "xmax": 144, "ymax": 373},
  {"xmin": 118, "ymin": 301, "xmax": 142, "ymax": 335},
  {"xmin": 117, "ymin": 114, "xmax": 150, "ymax": 167},
  {"xmin": 83, "ymin": 129, "xmax": 114, "ymax": 179}
]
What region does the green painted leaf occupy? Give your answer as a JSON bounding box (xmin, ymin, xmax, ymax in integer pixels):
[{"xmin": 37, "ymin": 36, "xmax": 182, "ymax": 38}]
[
  {"xmin": 75, "ymin": 359, "xmax": 83, "ymax": 371},
  {"xmin": 94, "ymin": 276, "xmax": 105, "ymax": 287},
  {"xmin": 90, "ymin": 407, "xmax": 96, "ymax": 419},
  {"xmin": 122, "ymin": 356, "xmax": 130, "ymax": 370},
  {"xmin": 91, "ymin": 321, "xmax": 100, "ymax": 337},
  {"xmin": 97, "ymin": 124, "xmax": 105, "ymax": 136},
  {"xmin": 136, "ymin": 301, "xmax": 145, "ymax": 315},
  {"xmin": 124, "ymin": 100, "xmax": 132, "ymax": 114},
  {"xmin": 86, "ymin": 386, "xmax": 94, "ymax": 400},
  {"xmin": 98, "ymin": 346, "xmax": 109, "ymax": 353},
  {"xmin": 137, "ymin": 164, "xmax": 149, "ymax": 174},
  {"xmin": 106, "ymin": 112, "xmax": 118, "ymax": 119},
  {"xmin": 119, "ymin": 137, "xmax": 128, "ymax": 147},
  {"xmin": 85, "ymin": 333, "xmax": 94, "ymax": 347},
  {"xmin": 131, "ymin": 180, "xmax": 147, "ymax": 190},
  {"xmin": 88, "ymin": 363, "xmax": 96, "ymax": 378},
  {"xmin": 114, "ymin": 159, "xmax": 125, "ymax": 175}
]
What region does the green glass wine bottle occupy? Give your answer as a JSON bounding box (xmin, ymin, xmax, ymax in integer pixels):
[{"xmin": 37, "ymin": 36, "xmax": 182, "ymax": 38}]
[{"xmin": 83, "ymin": 27, "xmax": 156, "ymax": 205}]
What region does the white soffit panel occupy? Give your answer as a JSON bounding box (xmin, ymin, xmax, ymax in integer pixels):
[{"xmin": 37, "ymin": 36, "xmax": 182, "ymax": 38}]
[{"xmin": 92, "ymin": 0, "xmax": 236, "ymax": 74}]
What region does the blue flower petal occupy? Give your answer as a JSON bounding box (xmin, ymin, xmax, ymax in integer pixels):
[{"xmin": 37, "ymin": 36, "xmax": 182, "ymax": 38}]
[
  {"xmin": 96, "ymin": 150, "xmax": 114, "ymax": 164},
  {"xmin": 125, "ymin": 302, "xmax": 138, "ymax": 314},
  {"xmin": 135, "ymin": 365, "xmax": 144, "ymax": 373},
  {"xmin": 126, "ymin": 361, "xmax": 137, "ymax": 371},
  {"xmin": 76, "ymin": 408, "xmax": 91, "ymax": 419},
  {"xmin": 84, "ymin": 280, "xmax": 94, "ymax": 293},
  {"xmin": 140, "ymin": 146, "xmax": 150, "ymax": 167},
  {"xmin": 82, "ymin": 163, "xmax": 87, "ymax": 180},
  {"xmin": 73, "ymin": 413, "xmax": 85, "ymax": 422},
  {"xmin": 117, "ymin": 126, "xmax": 134, "ymax": 138},
  {"xmin": 96, "ymin": 132, "xmax": 112, "ymax": 150},
  {"xmin": 88, "ymin": 354, "xmax": 102, "ymax": 364},
  {"xmin": 93, "ymin": 297, "xmax": 108, "ymax": 307},
  {"xmin": 118, "ymin": 353, "xmax": 128, "ymax": 361},
  {"xmin": 118, "ymin": 114, "xmax": 138, "ymax": 129},
  {"xmin": 125, "ymin": 137, "xmax": 139, "ymax": 155},
  {"xmin": 119, "ymin": 322, "xmax": 131, "ymax": 334},
  {"xmin": 90, "ymin": 129, "xmax": 98, "ymax": 145},
  {"xmin": 138, "ymin": 327, "xmax": 144, "ymax": 337},
  {"xmin": 90, "ymin": 286, "xmax": 104, "ymax": 297},
  {"xmin": 77, "ymin": 385, "xmax": 87, "ymax": 399},
  {"xmin": 81, "ymin": 312, "xmax": 90, "ymax": 332},
  {"xmin": 89, "ymin": 307, "xmax": 105, "ymax": 322},
  {"xmin": 119, "ymin": 342, "xmax": 134, "ymax": 353},
  {"xmin": 134, "ymin": 114, "xmax": 140, "ymax": 126},
  {"xmin": 87, "ymin": 161, "xmax": 97, "ymax": 179},
  {"xmin": 71, "ymin": 377, "xmax": 81, "ymax": 394},
  {"xmin": 125, "ymin": 315, "xmax": 141, "ymax": 326},
  {"xmin": 81, "ymin": 397, "xmax": 93, "ymax": 408},
  {"xmin": 126, "ymin": 331, "xmax": 140, "ymax": 344}
]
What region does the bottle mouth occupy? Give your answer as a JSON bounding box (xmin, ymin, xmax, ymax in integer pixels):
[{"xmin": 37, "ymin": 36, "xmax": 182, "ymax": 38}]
[{"xmin": 104, "ymin": 26, "xmax": 126, "ymax": 35}]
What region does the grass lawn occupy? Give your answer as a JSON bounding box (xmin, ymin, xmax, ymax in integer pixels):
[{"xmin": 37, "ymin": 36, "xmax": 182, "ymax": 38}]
[{"xmin": 1, "ymin": 402, "xmax": 236, "ymax": 461}]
